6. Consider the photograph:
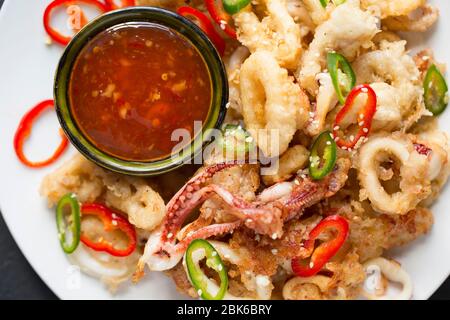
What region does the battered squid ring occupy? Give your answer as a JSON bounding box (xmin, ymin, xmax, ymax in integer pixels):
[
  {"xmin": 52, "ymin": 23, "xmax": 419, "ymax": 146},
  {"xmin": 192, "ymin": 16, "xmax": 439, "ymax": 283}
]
[
  {"xmin": 353, "ymin": 41, "xmax": 425, "ymax": 131},
  {"xmin": 240, "ymin": 50, "xmax": 305, "ymax": 157},
  {"xmin": 282, "ymin": 275, "xmax": 333, "ymax": 300},
  {"xmin": 362, "ymin": 257, "xmax": 413, "ymax": 300},
  {"xmin": 357, "ymin": 135, "xmax": 431, "ymax": 215},
  {"xmin": 234, "ymin": 0, "xmax": 302, "ymax": 70},
  {"xmin": 382, "ymin": 4, "xmax": 439, "ymax": 32},
  {"xmin": 361, "ymin": 0, "xmax": 425, "ymax": 19}
]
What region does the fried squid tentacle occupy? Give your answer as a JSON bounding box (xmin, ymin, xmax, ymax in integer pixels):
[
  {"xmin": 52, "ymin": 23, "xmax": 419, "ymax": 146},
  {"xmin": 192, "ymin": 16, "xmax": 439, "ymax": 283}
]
[{"xmin": 137, "ymin": 159, "xmax": 350, "ymax": 274}]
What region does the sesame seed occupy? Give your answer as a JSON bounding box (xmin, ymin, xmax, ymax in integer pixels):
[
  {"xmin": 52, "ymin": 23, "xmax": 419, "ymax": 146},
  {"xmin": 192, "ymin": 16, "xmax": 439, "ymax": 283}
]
[
  {"xmin": 361, "ymin": 87, "xmax": 368, "ymax": 93},
  {"xmin": 359, "ymin": 114, "xmax": 364, "ymax": 119},
  {"xmin": 359, "ymin": 121, "xmax": 364, "ymax": 126},
  {"xmin": 197, "ymin": 289, "xmax": 203, "ymax": 296},
  {"xmin": 212, "ymin": 251, "xmax": 217, "ymax": 256},
  {"xmin": 333, "ymin": 126, "xmax": 340, "ymax": 131},
  {"xmin": 217, "ymin": 264, "xmax": 223, "ymax": 271},
  {"xmin": 350, "ymin": 135, "xmax": 355, "ymax": 142},
  {"xmin": 112, "ymin": 220, "xmax": 118, "ymax": 226},
  {"xmin": 326, "ymin": 141, "xmax": 331, "ymax": 145},
  {"xmin": 271, "ymin": 249, "xmax": 278, "ymax": 255},
  {"xmin": 363, "ymin": 128, "xmax": 369, "ymax": 133},
  {"xmin": 342, "ymin": 146, "xmax": 347, "ymax": 150},
  {"xmin": 271, "ymin": 233, "xmax": 278, "ymax": 240},
  {"xmin": 167, "ymin": 232, "xmax": 173, "ymax": 239},
  {"xmin": 309, "ymin": 262, "xmax": 314, "ymax": 268}
]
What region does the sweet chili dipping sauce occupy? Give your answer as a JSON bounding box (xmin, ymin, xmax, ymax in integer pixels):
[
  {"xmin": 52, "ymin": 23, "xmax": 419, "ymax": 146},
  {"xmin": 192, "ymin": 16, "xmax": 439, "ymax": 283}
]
[{"xmin": 69, "ymin": 22, "xmax": 212, "ymax": 161}]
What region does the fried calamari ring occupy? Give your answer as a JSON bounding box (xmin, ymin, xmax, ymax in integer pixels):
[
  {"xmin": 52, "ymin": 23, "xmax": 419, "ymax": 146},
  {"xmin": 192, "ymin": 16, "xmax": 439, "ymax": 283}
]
[
  {"xmin": 240, "ymin": 50, "xmax": 306, "ymax": 157},
  {"xmin": 357, "ymin": 134, "xmax": 431, "ymax": 215},
  {"xmin": 234, "ymin": 0, "xmax": 302, "ymax": 70},
  {"xmin": 361, "ymin": 0, "xmax": 425, "ymax": 19},
  {"xmin": 282, "ymin": 275, "xmax": 333, "ymax": 300},
  {"xmin": 415, "ymin": 130, "xmax": 450, "ymax": 207},
  {"xmin": 353, "ymin": 40, "xmax": 426, "ymax": 131},
  {"xmin": 382, "ymin": 4, "xmax": 439, "ymax": 32},
  {"xmin": 362, "ymin": 258, "xmax": 413, "ymax": 300},
  {"xmin": 297, "ymin": 0, "xmax": 379, "ymax": 95}
]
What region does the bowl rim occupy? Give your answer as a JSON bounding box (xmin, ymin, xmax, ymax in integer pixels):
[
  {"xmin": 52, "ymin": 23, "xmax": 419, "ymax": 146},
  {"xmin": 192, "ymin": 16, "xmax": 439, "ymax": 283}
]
[{"xmin": 54, "ymin": 6, "xmax": 228, "ymax": 176}]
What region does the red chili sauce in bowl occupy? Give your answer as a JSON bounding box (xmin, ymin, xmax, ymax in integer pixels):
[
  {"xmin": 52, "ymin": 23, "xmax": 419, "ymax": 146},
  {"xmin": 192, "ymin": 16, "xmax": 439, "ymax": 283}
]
[{"xmin": 69, "ymin": 22, "xmax": 212, "ymax": 161}]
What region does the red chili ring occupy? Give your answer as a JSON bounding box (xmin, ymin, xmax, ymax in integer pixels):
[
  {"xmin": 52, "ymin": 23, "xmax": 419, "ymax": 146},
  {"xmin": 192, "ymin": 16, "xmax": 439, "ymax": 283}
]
[{"xmin": 14, "ymin": 99, "xmax": 69, "ymax": 168}]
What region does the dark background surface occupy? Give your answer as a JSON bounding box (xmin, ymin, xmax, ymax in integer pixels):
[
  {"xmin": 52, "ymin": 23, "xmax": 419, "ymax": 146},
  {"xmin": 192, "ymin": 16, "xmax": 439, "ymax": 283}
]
[{"xmin": 0, "ymin": 0, "xmax": 449, "ymax": 300}]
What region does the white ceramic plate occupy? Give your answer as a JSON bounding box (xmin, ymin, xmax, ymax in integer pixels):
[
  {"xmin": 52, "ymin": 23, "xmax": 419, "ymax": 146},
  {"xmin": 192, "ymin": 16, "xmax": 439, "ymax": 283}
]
[{"xmin": 0, "ymin": 0, "xmax": 449, "ymax": 300}]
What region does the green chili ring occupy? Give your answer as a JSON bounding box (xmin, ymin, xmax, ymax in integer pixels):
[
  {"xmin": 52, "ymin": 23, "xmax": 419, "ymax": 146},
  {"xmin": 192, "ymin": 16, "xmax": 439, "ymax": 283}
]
[
  {"xmin": 185, "ymin": 239, "xmax": 228, "ymax": 300},
  {"xmin": 56, "ymin": 193, "xmax": 81, "ymax": 254},
  {"xmin": 309, "ymin": 131, "xmax": 337, "ymax": 180},
  {"xmin": 218, "ymin": 124, "xmax": 254, "ymax": 155},
  {"xmin": 424, "ymin": 64, "xmax": 449, "ymax": 116},
  {"xmin": 223, "ymin": 0, "xmax": 251, "ymax": 14},
  {"xmin": 327, "ymin": 52, "xmax": 356, "ymax": 105}
]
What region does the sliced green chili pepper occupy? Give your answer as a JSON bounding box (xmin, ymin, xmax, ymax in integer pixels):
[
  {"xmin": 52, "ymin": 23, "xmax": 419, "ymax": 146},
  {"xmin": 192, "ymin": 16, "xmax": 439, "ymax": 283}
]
[
  {"xmin": 56, "ymin": 193, "xmax": 81, "ymax": 254},
  {"xmin": 223, "ymin": 0, "xmax": 251, "ymax": 14},
  {"xmin": 327, "ymin": 52, "xmax": 356, "ymax": 105},
  {"xmin": 185, "ymin": 239, "xmax": 228, "ymax": 300},
  {"xmin": 309, "ymin": 131, "xmax": 337, "ymax": 180},
  {"xmin": 218, "ymin": 124, "xmax": 254, "ymax": 156},
  {"xmin": 320, "ymin": 0, "xmax": 346, "ymax": 8},
  {"xmin": 424, "ymin": 64, "xmax": 449, "ymax": 116}
]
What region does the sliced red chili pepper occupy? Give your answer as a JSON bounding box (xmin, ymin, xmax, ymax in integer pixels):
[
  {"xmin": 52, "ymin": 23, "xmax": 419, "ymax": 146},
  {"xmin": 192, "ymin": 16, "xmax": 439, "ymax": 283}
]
[
  {"xmin": 14, "ymin": 99, "xmax": 69, "ymax": 168},
  {"xmin": 332, "ymin": 84, "xmax": 377, "ymax": 150},
  {"xmin": 291, "ymin": 215, "xmax": 349, "ymax": 277},
  {"xmin": 205, "ymin": 0, "xmax": 237, "ymax": 39},
  {"xmin": 43, "ymin": 0, "xmax": 108, "ymax": 46},
  {"xmin": 104, "ymin": 0, "xmax": 135, "ymax": 11},
  {"xmin": 177, "ymin": 6, "xmax": 226, "ymax": 56},
  {"xmin": 80, "ymin": 203, "xmax": 137, "ymax": 257}
]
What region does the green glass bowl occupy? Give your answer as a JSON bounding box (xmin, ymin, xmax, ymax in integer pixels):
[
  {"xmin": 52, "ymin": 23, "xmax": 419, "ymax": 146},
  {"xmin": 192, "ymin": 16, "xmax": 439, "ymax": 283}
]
[{"xmin": 54, "ymin": 7, "xmax": 228, "ymax": 176}]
